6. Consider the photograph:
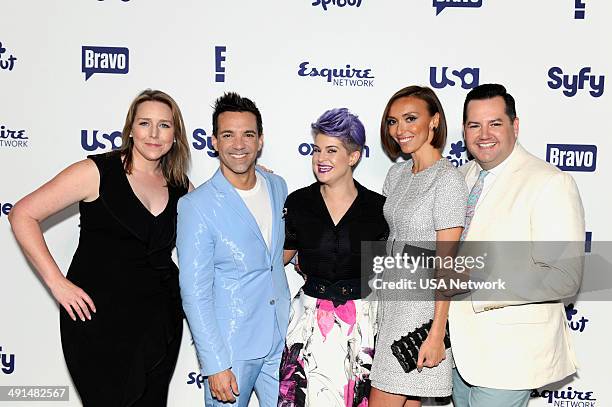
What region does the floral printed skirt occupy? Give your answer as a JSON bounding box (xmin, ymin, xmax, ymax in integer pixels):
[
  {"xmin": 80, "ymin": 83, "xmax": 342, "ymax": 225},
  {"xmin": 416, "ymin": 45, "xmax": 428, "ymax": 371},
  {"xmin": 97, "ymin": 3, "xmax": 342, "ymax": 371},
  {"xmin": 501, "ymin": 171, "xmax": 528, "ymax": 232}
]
[{"xmin": 278, "ymin": 290, "xmax": 376, "ymax": 407}]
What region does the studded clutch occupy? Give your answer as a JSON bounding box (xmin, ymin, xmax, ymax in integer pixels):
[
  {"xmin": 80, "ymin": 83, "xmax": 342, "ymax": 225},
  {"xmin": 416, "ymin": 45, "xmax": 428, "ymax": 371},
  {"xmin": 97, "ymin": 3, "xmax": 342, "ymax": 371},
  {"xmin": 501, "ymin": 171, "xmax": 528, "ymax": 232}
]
[{"xmin": 390, "ymin": 319, "xmax": 451, "ymax": 373}]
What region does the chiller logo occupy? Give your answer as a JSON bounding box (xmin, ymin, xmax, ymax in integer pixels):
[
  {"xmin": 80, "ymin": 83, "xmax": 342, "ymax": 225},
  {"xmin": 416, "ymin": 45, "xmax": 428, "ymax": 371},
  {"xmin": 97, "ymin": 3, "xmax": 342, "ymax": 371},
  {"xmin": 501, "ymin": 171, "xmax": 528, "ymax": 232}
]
[
  {"xmin": 82, "ymin": 46, "xmax": 129, "ymax": 81},
  {"xmin": 430, "ymin": 67, "xmax": 479, "ymax": 89},
  {"xmin": 546, "ymin": 144, "xmax": 596, "ymax": 172},
  {"xmin": 81, "ymin": 129, "xmax": 122, "ymax": 152},
  {"xmin": 433, "ymin": 0, "xmax": 482, "ymax": 15},
  {"xmin": 298, "ymin": 62, "xmax": 374, "ymax": 87}
]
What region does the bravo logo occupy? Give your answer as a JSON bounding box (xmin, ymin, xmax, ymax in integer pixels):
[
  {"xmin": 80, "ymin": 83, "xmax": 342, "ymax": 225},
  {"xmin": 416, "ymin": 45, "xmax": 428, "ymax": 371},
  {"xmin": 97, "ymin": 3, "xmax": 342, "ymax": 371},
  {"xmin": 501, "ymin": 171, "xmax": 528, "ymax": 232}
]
[
  {"xmin": 547, "ymin": 67, "xmax": 604, "ymax": 97},
  {"xmin": 546, "ymin": 144, "xmax": 596, "ymax": 172},
  {"xmin": 81, "ymin": 129, "xmax": 122, "ymax": 152},
  {"xmin": 82, "ymin": 46, "xmax": 129, "ymax": 81},
  {"xmin": 191, "ymin": 128, "xmax": 218, "ymax": 158},
  {"xmin": 433, "ymin": 0, "xmax": 482, "ymax": 15},
  {"xmin": 298, "ymin": 142, "xmax": 370, "ymax": 158}
]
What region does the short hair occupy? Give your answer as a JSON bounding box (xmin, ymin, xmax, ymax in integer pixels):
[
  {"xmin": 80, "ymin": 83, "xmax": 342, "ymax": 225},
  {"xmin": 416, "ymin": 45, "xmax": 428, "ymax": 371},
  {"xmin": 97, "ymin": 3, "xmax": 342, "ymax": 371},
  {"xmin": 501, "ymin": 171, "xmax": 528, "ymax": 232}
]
[
  {"xmin": 380, "ymin": 86, "xmax": 447, "ymax": 160},
  {"xmin": 119, "ymin": 89, "xmax": 190, "ymax": 188},
  {"xmin": 311, "ymin": 108, "xmax": 365, "ymax": 153},
  {"xmin": 463, "ymin": 83, "xmax": 517, "ymax": 124},
  {"xmin": 212, "ymin": 92, "xmax": 263, "ymax": 136}
]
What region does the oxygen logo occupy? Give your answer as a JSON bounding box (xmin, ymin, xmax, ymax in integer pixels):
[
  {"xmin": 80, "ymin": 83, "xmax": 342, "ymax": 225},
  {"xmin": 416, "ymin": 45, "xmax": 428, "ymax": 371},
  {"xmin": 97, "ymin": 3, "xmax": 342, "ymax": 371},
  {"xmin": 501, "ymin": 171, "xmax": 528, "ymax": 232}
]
[
  {"xmin": 445, "ymin": 140, "xmax": 472, "ymax": 167},
  {"xmin": 81, "ymin": 129, "xmax": 122, "ymax": 152},
  {"xmin": 433, "ymin": 0, "xmax": 482, "ymax": 16},
  {"xmin": 298, "ymin": 62, "xmax": 374, "ymax": 87},
  {"xmin": 215, "ymin": 46, "xmax": 226, "ymax": 83},
  {"xmin": 547, "ymin": 67, "xmax": 604, "ymax": 97},
  {"xmin": 312, "ymin": 0, "xmax": 362, "ymax": 11},
  {"xmin": 0, "ymin": 125, "xmax": 28, "ymax": 148},
  {"xmin": 430, "ymin": 67, "xmax": 479, "ymax": 89},
  {"xmin": 82, "ymin": 46, "xmax": 129, "ymax": 81},
  {"xmin": 0, "ymin": 346, "xmax": 15, "ymax": 374},
  {"xmin": 191, "ymin": 128, "xmax": 218, "ymax": 158},
  {"xmin": 546, "ymin": 144, "xmax": 597, "ymax": 172},
  {"xmin": 298, "ymin": 142, "xmax": 370, "ymax": 158},
  {"xmin": 0, "ymin": 41, "xmax": 17, "ymax": 71},
  {"xmin": 565, "ymin": 303, "xmax": 589, "ymax": 333}
]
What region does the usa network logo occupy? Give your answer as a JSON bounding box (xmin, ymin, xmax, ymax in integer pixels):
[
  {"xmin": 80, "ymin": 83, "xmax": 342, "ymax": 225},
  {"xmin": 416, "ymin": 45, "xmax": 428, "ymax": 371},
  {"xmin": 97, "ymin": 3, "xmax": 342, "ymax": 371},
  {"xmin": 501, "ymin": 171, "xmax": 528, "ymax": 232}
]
[
  {"xmin": 445, "ymin": 140, "xmax": 472, "ymax": 167},
  {"xmin": 312, "ymin": 0, "xmax": 362, "ymax": 10},
  {"xmin": 433, "ymin": 0, "xmax": 482, "ymax": 15},
  {"xmin": 191, "ymin": 128, "xmax": 218, "ymax": 157},
  {"xmin": 0, "ymin": 345, "xmax": 15, "ymax": 374},
  {"xmin": 531, "ymin": 387, "xmax": 597, "ymax": 406},
  {"xmin": 82, "ymin": 46, "xmax": 129, "ymax": 81},
  {"xmin": 0, "ymin": 124, "xmax": 28, "ymax": 148},
  {"xmin": 430, "ymin": 67, "xmax": 479, "ymax": 89},
  {"xmin": 547, "ymin": 67, "xmax": 604, "ymax": 97},
  {"xmin": 565, "ymin": 303, "xmax": 589, "ymax": 333},
  {"xmin": 298, "ymin": 142, "xmax": 370, "ymax": 158},
  {"xmin": 81, "ymin": 129, "xmax": 122, "ymax": 152},
  {"xmin": 0, "ymin": 41, "xmax": 17, "ymax": 71},
  {"xmin": 546, "ymin": 144, "xmax": 596, "ymax": 172},
  {"xmin": 298, "ymin": 62, "xmax": 374, "ymax": 87}
]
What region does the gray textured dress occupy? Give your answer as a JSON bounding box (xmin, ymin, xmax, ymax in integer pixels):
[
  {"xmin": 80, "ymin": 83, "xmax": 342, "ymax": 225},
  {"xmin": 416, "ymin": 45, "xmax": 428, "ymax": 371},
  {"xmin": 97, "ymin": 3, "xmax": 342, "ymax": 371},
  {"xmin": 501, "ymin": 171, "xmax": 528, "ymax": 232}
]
[{"xmin": 370, "ymin": 158, "xmax": 468, "ymax": 397}]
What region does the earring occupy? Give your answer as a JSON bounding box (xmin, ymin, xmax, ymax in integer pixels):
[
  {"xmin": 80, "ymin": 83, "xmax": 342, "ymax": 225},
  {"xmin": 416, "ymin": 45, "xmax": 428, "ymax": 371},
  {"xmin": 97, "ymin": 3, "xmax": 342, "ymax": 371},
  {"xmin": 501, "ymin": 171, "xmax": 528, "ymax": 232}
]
[
  {"xmin": 173, "ymin": 139, "xmax": 177, "ymax": 144},
  {"xmin": 129, "ymin": 134, "xmax": 133, "ymax": 138}
]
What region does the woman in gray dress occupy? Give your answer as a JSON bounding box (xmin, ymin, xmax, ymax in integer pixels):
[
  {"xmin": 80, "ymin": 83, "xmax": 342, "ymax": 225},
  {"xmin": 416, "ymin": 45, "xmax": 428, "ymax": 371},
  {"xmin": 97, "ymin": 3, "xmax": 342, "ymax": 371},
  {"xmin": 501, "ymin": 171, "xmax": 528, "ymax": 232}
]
[{"xmin": 369, "ymin": 86, "xmax": 468, "ymax": 406}]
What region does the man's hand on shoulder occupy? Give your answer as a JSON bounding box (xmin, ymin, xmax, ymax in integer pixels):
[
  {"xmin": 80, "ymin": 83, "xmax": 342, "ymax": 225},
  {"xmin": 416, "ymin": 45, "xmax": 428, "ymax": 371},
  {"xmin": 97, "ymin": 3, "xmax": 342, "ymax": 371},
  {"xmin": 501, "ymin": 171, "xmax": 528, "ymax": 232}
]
[{"xmin": 208, "ymin": 368, "xmax": 239, "ymax": 402}]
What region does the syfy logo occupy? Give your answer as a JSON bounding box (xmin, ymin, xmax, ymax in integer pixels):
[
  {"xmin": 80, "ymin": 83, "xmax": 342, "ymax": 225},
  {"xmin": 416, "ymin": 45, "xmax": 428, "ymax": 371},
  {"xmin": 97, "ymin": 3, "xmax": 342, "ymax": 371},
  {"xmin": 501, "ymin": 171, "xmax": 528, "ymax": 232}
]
[
  {"xmin": 0, "ymin": 202, "xmax": 13, "ymax": 218},
  {"xmin": 547, "ymin": 67, "xmax": 604, "ymax": 97},
  {"xmin": 82, "ymin": 46, "xmax": 129, "ymax": 81},
  {"xmin": 186, "ymin": 372, "xmax": 206, "ymax": 389},
  {"xmin": 430, "ymin": 67, "xmax": 479, "ymax": 89},
  {"xmin": 0, "ymin": 346, "xmax": 15, "ymax": 374},
  {"xmin": 312, "ymin": 0, "xmax": 362, "ymax": 11},
  {"xmin": 0, "ymin": 125, "xmax": 28, "ymax": 148},
  {"xmin": 298, "ymin": 142, "xmax": 370, "ymax": 158},
  {"xmin": 445, "ymin": 140, "xmax": 471, "ymax": 167},
  {"xmin": 191, "ymin": 128, "xmax": 218, "ymax": 158},
  {"xmin": 81, "ymin": 129, "xmax": 122, "ymax": 152},
  {"xmin": 531, "ymin": 387, "xmax": 597, "ymax": 406},
  {"xmin": 215, "ymin": 46, "xmax": 226, "ymax": 83},
  {"xmin": 565, "ymin": 303, "xmax": 589, "ymax": 333},
  {"xmin": 298, "ymin": 62, "xmax": 374, "ymax": 87},
  {"xmin": 433, "ymin": 0, "xmax": 482, "ymax": 15},
  {"xmin": 0, "ymin": 41, "xmax": 17, "ymax": 71},
  {"xmin": 546, "ymin": 144, "xmax": 596, "ymax": 172},
  {"xmin": 575, "ymin": 0, "xmax": 586, "ymax": 19}
]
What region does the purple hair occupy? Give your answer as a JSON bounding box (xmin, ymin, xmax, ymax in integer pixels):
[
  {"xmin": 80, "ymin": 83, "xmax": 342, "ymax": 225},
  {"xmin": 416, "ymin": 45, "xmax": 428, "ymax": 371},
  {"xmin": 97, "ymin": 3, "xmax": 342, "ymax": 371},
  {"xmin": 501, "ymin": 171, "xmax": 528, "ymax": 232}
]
[{"xmin": 311, "ymin": 108, "xmax": 365, "ymax": 151}]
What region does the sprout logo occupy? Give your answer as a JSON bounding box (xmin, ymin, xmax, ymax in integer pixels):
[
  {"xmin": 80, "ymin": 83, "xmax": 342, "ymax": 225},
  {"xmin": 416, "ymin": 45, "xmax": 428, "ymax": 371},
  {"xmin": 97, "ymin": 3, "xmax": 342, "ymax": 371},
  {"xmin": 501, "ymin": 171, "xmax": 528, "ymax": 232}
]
[{"xmin": 445, "ymin": 140, "xmax": 472, "ymax": 167}]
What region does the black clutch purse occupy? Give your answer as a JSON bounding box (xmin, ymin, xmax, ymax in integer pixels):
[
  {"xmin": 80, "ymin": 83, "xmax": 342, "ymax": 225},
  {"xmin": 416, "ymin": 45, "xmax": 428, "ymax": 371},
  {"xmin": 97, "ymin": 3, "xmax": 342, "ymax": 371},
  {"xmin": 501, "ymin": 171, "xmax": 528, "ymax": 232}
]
[{"xmin": 390, "ymin": 319, "xmax": 451, "ymax": 373}]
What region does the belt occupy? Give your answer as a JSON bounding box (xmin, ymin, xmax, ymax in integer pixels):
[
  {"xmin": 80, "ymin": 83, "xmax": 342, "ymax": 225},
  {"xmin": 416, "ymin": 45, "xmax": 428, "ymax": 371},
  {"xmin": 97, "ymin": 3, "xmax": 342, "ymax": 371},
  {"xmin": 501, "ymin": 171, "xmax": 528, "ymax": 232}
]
[{"xmin": 302, "ymin": 276, "xmax": 365, "ymax": 304}]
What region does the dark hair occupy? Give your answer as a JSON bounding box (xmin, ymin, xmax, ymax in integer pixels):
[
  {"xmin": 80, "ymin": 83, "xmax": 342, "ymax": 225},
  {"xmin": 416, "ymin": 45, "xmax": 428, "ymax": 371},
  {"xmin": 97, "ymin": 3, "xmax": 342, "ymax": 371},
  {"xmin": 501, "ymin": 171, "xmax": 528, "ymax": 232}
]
[
  {"xmin": 212, "ymin": 92, "xmax": 263, "ymax": 136},
  {"xmin": 119, "ymin": 89, "xmax": 190, "ymax": 188},
  {"xmin": 463, "ymin": 83, "xmax": 517, "ymax": 124},
  {"xmin": 380, "ymin": 85, "xmax": 447, "ymax": 160},
  {"xmin": 311, "ymin": 108, "xmax": 365, "ymax": 153}
]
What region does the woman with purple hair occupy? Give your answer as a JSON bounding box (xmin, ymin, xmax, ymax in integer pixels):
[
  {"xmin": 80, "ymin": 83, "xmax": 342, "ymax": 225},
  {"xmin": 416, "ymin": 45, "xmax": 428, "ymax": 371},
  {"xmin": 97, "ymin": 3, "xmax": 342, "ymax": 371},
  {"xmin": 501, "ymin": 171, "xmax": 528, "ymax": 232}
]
[{"xmin": 278, "ymin": 108, "xmax": 388, "ymax": 407}]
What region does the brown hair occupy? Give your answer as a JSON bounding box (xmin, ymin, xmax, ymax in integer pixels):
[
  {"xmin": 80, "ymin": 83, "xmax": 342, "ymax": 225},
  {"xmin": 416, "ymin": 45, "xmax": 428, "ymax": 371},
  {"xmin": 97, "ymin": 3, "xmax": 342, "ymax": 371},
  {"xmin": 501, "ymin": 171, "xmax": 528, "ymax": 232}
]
[
  {"xmin": 380, "ymin": 85, "xmax": 448, "ymax": 160},
  {"xmin": 119, "ymin": 89, "xmax": 190, "ymax": 188}
]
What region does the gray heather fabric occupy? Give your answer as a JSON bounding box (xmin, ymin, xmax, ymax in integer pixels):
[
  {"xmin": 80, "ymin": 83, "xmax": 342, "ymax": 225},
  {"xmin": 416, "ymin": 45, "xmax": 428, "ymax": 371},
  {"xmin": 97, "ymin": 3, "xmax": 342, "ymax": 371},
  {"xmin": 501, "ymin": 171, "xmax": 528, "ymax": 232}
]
[{"xmin": 370, "ymin": 158, "xmax": 468, "ymax": 397}]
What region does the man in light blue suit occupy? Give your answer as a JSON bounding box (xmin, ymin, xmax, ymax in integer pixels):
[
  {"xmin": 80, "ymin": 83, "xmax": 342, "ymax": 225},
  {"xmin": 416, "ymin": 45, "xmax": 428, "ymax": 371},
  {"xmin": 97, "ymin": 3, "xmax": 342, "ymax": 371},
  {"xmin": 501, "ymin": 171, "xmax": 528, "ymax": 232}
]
[{"xmin": 177, "ymin": 92, "xmax": 290, "ymax": 406}]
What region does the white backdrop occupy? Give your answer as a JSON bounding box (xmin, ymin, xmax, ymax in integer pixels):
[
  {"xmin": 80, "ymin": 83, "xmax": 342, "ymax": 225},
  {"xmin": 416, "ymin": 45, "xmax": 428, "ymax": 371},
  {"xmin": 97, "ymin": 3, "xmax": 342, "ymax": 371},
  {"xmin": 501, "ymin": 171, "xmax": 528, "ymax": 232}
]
[{"xmin": 1, "ymin": 1, "xmax": 611, "ymax": 406}]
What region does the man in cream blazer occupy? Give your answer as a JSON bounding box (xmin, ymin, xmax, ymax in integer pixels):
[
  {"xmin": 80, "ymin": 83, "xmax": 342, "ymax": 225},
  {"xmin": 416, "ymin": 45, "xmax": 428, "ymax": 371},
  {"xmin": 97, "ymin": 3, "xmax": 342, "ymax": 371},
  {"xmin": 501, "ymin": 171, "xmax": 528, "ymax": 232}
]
[{"xmin": 449, "ymin": 84, "xmax": 585, "ymax": 406}]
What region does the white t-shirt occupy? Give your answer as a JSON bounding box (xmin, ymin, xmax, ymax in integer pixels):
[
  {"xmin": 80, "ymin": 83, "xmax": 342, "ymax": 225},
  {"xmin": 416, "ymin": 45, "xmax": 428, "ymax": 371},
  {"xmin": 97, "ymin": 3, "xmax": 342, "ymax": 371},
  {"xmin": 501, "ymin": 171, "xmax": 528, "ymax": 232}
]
[{"xmin": 235, "ymin": 173, "xmax": 273, "ymax": 249}]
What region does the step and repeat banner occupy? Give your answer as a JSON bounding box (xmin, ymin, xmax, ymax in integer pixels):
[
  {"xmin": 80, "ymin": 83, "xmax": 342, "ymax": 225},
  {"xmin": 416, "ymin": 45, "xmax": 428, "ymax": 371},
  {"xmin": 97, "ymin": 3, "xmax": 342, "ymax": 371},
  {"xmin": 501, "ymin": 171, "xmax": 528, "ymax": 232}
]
[{"xmin": 1, "ymin": 1, "xmax": 611, "ymax": 406}]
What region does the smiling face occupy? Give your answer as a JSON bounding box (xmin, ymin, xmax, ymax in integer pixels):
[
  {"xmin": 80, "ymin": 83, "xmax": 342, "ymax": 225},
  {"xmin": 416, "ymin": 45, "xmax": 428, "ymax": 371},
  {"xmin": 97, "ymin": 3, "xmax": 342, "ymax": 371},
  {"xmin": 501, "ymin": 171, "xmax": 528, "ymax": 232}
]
[
  {"xmin": 312, "ymin": 133, "xmax": 360, "ymax": 186},
  {"xmin": 130, "ymin": 100, "xmax": 175, "ymax": 164},
  {"xmin": 386, "ymin": 96, "xmax": 439, "ymax": 155},
  {"xmin": 212, "ymin": 111, "xmax": 263, "ymax": 184},
  {"xmin": 464, "ymin": 96, "xmax": 518, "ymax": 170}
]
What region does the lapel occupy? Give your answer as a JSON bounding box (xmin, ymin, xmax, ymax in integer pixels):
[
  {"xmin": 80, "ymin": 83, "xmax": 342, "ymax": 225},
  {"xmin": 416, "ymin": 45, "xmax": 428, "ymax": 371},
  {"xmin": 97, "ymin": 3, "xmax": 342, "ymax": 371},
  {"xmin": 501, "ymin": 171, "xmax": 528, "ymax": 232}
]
[
  {"xmin": 210, "ymin": 168, "xmax": 271, "ymax": 256},
  {"xmin": 260, "ymin": 169, "xmax": 280, "ymax": 260}
]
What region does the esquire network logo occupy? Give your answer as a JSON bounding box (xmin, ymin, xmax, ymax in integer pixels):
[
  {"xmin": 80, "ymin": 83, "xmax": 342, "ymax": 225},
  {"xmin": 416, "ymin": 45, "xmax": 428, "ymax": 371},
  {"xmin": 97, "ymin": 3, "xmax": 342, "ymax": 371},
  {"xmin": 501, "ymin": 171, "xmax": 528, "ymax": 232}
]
[
  {"xmin": 311, "ymin": 0, "xmax": 362, "ymax": 10},
  {"xmin": 430, "ymin": 67, "xmax": 479, "ymax": 90},
  {"xmin": 0, "ymin": 345, "xmax": 15, "ymax": 374},
  {"xmin": 82, "ymin": 46, "xmax": 129, "ymax": 81},
  {"xmin": 0, "ymin": 41, "xmax": 17, "ymax": 71},
  {"xmin": 298, "ymin": 142, "xmax": 370, "ymax": 158},
  {"xmin": 298, "ymin": 62, "xmax": 374, "ymax": 87},
  {"xmin": 433, "ymin": 0, "xmax": 482, "ymax": 15},
  {"xmin": 81, "ymin": 129, "xmax": 122, "ymax": 152},
  {"xmin": 547, "ymin": 67, "xmax": 604, "ymax": 97},
  {"xmin": 0, "ymin": 125, "xmax": 28, "ymax": 148},
  {"xmin": 546, "ymin": 144, "xmax": 597, "ymax": 172},
  {"xmin": 531, "ymin": 387, "xmax": 597, "ymax": 406}
]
